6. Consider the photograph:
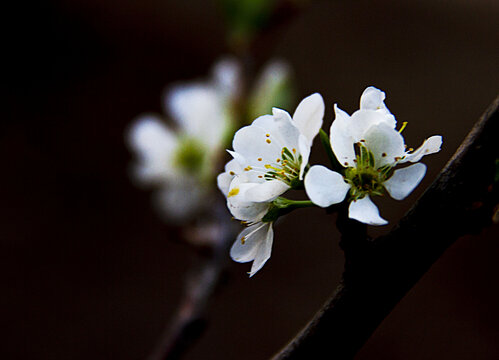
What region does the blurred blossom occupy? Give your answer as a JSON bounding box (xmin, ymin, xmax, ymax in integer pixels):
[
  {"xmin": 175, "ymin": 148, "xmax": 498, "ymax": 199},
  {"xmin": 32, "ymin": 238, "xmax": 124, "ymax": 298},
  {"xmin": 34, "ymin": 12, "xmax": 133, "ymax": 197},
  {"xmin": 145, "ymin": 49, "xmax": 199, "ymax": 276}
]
[
  {"xmin": 247, "ymin": 60, "xmax": 295, "ymax": 121},
  {"xmin": 127, "ymin": 58, "xmax": 241, "ymax": 222}
]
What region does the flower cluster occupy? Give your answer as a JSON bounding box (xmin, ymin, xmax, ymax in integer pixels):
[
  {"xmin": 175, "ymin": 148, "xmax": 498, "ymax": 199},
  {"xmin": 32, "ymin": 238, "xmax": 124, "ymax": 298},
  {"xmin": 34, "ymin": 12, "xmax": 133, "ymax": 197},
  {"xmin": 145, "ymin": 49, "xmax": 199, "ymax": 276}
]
[
  {"xmin": 219, "ymin": 86, "xmax": 442, "ymax": 276},
  {"xmin": 127, "ymin": 58, "xmax": 294, "ymax": 223},
  {"xmin": 218, "ymin": 94, "xmax": 324, "ymax": 276}
]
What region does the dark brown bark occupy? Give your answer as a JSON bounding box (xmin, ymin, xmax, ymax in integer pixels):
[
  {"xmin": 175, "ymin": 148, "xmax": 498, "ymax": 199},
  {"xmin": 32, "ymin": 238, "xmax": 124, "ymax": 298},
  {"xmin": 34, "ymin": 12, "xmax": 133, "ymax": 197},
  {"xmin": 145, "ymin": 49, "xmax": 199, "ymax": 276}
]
[{"xmin": 273, "ymin": 95, "xmax": 499, "ymax": 360}]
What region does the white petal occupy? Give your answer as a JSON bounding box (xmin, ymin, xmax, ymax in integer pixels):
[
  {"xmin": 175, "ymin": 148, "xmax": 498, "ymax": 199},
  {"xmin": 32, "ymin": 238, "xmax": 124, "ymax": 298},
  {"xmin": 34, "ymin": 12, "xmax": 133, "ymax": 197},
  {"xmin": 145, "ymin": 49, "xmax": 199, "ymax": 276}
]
[
  {"xmin": 228, "ymin": 195, "xmax": 269, "ymax": 222},
  {"xmin": 304, "ymin": 165, "xmax": 350, "ymax": 207},
  {"xmin": 360, "ymin": 86, "xmax": 386, "ymax": 110},
  {"xmin": 154, "ymin": 179, "xmax": 205, "ymax": 221},
  {"xmin": 402, "ymin": 135, "xmax": 443, "ymax": 163},
  {"xmin": 363, "ymin": 122, "xmax": 406, "ymax": 168},
  {"xmin": 292, "ymin": 93, "xmax": 324, "ymax": 145},
  {"xmin": 217, "ymin": 172, "xmax": 232, "ymax": 197},
  {"xmin": 269, "ymin": 108, "xmax": 301, "ymax": 150},
  {"xmin": 230, "ymin": 223, "xmax": 274, "ymax": 277},
  {"xmin": 384, "ymin": 163, "xmax": 427, "ymax": 200},
  {"xmin": 244, "ymin": 179, "xmax": 290, "ymax": 202},
  {"xmin": 249, "ymin": 224, "xmax": 274, "ymax": 277},
  {"xmin": 227, "ymin": 149, "xmax": 246, "ymax": 166},
  {"xmin": 330, "ymin": 104, "xmax": 356, "ymax": 167},
  {"xmin": 252, "ymin": 109, "xmax": 301, "ymax": 154},
  {"xmin": 127, "ymin": 116, "xmax": 177, "ymax": 156},
  {"xmin": 212, "ymin": 57, "xmax": 241, "ymax": 99},
  {"xmin": 359, "ymin": 86, "xmax": 396, "ymax": 128},
  {"xmin": 227, "ymin": 178, "xmax": 270, "ymax": 221},
  {"xmin": 349, "ymin": 109, "xmax": 392, "ymax": 141},
  {"xmin": 217, "ymin": 159, "xmax": 242, "ymax": 196},
  {"xmin": 252, "ymin": 113, "xmax": 278, "ymax": 127},
  {"xmin": 127, "ymin": 116, "xmax": 178, "ymax": 183},
  {"xmin": 165, "ymin": 84, "xmax": 226, "ymax": 148},
  {"xmin": 230, "ymin": 223, "xmax": 266, "ymax": 262},
  {"xmin": 348, "ymin": 196, "xmax": 388, "ymax": 225},
  {"xmin": 232, "ymin": 121, "xmax": 282, "ymax": 166}
]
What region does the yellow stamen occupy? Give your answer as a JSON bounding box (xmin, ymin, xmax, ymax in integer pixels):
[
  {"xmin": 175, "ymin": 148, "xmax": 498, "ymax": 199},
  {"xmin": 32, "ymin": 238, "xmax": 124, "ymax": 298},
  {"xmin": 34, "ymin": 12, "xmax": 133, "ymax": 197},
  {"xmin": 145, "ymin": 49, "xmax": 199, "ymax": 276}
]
[{"xmin": 398, "ymin": 122, "xmax": 408, "ymax": 133}]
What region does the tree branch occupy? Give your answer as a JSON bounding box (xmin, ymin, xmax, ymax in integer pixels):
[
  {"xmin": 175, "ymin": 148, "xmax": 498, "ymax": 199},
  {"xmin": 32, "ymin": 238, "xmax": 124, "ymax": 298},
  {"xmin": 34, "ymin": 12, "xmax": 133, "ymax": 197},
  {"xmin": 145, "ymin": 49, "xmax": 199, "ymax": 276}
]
[
  {"xmin": 273, "ymin": 94, "xmax": 499, "ymax": 360},
  {"xmin": 147, "ymin": 200, "xmax": 238, "ymax": 360}
]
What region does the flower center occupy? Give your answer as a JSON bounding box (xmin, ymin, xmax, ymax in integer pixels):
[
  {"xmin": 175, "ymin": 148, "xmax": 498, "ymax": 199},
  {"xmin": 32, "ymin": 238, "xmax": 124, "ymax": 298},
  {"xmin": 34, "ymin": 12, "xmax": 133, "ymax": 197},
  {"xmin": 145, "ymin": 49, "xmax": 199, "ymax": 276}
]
[
  {"xmin": 263, "ymin": 147, "xmax": 302, "ymax": 187},
  {"xmin": 173, "ymin": 137, "xmax": 206, "ymax": 174},
  {"xmin": 344, "ymin": 143, "xmax": 391, "ymax": 200},
  {"xmin": 345, "ymin": 166, "xmax": 386, "ymax": 200}
]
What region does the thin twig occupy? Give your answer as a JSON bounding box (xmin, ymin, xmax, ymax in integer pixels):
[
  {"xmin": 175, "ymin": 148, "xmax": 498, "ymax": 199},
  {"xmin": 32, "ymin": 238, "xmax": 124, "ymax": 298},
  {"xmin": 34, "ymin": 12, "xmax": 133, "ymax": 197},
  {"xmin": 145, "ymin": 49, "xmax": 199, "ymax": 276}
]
[
  {"xmin": 273, "ymin": 94, "xmax": 499, "ymax": 360},
  {"xmin": 147, "ymin": 199, "xmax": 238, "ymax": 360}
]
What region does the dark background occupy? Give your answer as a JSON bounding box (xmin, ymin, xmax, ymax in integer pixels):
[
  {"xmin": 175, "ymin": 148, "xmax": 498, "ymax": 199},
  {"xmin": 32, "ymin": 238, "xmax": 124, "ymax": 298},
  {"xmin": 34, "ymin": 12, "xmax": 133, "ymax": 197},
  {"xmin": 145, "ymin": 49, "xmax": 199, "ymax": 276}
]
[{"xmin": 3, "ymin": 0, "xmax": 498, "ymax": 359}]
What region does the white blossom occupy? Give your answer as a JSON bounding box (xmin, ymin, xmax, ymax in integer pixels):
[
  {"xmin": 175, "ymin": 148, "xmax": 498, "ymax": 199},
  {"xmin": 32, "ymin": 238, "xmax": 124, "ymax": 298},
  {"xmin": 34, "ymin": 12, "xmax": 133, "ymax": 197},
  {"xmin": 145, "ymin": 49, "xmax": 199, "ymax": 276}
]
[
  {"xmin": 227, "ymin": 93, "xmax": 324, "ymax": 200},
  {"xmin": 127, "ymin": 58, "xmax": 241, "ymax": 222},
  {"xmin": 217, "ymin": 160, "xmax": 273, "ymax": 276},
  {"xmin": 305, "ymin": 86, "xmax": 442, "ymax": 225},
  {"xmin": 217, "ymin": 93, "xmax": 324, "ymax": 275}
]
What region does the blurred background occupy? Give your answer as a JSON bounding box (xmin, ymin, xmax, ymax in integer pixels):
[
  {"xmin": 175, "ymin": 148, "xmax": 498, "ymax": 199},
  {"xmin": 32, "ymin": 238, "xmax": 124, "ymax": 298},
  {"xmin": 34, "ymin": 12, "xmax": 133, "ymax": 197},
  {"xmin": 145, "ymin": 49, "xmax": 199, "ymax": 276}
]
[{"xmin": 2, "ymin": 0, "xmax": 499, "ymax": 359}]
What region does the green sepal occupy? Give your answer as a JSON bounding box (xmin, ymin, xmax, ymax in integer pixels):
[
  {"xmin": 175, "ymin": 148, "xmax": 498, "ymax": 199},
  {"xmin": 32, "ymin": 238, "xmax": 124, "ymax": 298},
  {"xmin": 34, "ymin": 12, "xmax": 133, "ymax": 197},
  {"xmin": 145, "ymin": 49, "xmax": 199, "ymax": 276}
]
[{"xmin": 319, "ymin": 128, "xmax": 343, "ymax": 172}]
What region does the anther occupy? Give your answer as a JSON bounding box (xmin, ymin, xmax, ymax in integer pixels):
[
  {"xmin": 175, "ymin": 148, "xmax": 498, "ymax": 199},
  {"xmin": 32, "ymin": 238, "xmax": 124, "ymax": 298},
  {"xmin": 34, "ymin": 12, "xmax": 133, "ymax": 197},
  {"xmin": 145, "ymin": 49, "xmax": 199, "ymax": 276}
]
[
  {"xmin": 228, "ymin": 188, "xmax": 240, "ymax": 197},
  {"xmin": 398, "ymin": 122, "xmax": 408, "ymax": 133}
]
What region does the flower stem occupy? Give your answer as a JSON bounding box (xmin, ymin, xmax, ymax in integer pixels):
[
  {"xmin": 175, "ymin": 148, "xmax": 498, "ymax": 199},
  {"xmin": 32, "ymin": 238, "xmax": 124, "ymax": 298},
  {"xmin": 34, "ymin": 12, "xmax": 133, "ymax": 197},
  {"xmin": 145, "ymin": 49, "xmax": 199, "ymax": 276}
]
[
  {"xmin": 262, "ymin": 198, "xmax": 317, "ymax": 222},
  {"xmin": 274, "ymin": 197, "xmax": 316, "ymax": 209}
]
